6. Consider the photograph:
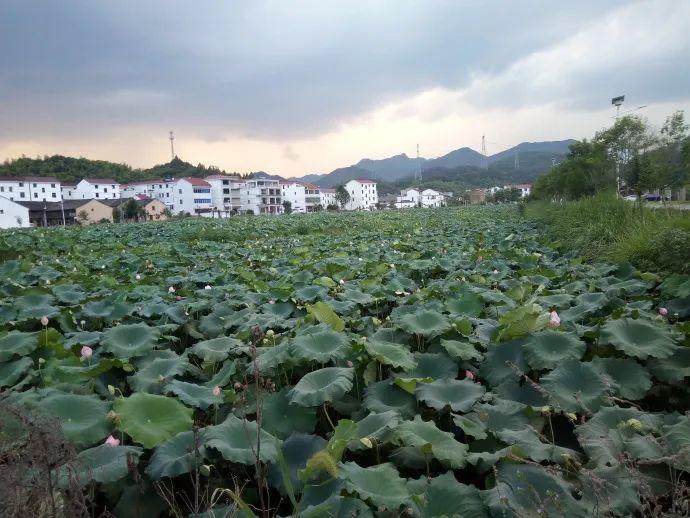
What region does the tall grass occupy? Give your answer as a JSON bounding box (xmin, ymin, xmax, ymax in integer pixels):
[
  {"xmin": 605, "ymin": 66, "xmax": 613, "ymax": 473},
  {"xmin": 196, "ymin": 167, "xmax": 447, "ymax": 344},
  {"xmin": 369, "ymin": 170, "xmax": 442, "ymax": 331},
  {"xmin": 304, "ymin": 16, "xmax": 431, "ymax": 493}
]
[{"xmin": 525, "ymin": 194, "xmax": 690, "ymax": 273}]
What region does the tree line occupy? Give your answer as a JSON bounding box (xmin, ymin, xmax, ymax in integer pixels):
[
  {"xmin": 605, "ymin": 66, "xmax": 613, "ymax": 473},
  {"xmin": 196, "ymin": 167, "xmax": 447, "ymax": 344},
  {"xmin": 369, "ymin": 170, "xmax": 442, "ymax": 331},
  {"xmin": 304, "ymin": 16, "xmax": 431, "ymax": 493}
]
[{"xmin": 532, "ymin": 111, "xmax": 690, "ymax": 200}]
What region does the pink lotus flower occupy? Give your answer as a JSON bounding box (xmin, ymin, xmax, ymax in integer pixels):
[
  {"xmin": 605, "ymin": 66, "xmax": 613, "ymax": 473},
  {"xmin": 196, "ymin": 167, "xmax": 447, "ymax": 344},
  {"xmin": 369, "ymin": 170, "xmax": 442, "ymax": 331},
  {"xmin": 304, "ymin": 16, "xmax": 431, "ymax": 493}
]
[
  {"xmin": 268, "ymin": 300, "xmax": 275, "ymax": 305},
  {"xmin": 548, "ymin": 310, "xmax": 561, "ymax": 328},
  {"xmin": 212, "ymin": 386, "xmax": 221, "ymax": 397},
  {"xmin": 105, "ymin": 435, "xmax": 120, "ymax": 446},
  {"xmin": 465, "ymin": 370, "xmax": 475, "ymax": 380},
  {"xmin": 659, "ymin": 307, "xmax": 668, "ymax": 316},
  {"xmin": 80, "ymin": 346, "xmax": 93, "ymax": 361},
  {"xmin": 40, "ymin": 316, "xmax": 49, "ymax": 327}
]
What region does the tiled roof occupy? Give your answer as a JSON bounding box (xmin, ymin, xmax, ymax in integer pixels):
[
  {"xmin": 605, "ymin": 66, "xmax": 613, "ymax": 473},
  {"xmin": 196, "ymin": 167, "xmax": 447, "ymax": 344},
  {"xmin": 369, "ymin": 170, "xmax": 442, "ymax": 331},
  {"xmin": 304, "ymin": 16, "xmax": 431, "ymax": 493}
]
[
  {"xmin": 0, "ymin": 176, "xmax": 60, "ymax": 183},
  {"xmin": 179, "ymin": 177, "xmax": 211, "ymax": 187},
  {"xmin": 319, "ymin": 188, "xmax": 336, "ymax": 193},
  {"xmin": 353, "ymin": 179, "xmax": 376, "ymax": 184},
  {"xmin": 205, "ymin": 174, "xmax": 241, "ymax": 180},
  {"xmin": 84, "ymin": 178, "xmax": 119, "ymax": 185},
  {"xmin": 18, "ymin": 199, "xmax": 111, "ymax": 210}
]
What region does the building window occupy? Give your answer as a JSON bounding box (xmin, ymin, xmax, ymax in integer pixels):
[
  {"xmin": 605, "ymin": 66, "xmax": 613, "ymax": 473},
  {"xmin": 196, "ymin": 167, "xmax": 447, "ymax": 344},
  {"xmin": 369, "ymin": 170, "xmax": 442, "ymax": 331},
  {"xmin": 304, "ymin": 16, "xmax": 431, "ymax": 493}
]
[
  {"xmin": 19, "ymin": 183, "xmax": 23, "ymax": 187},
  {"xmin": 52, "ymin": 193, "xmax": 56, "ymax": 198},
  {"xmin": 33, "ymin": 193, "xmax": 38, "ymax": 198},
  {"xmin": 104, "ymin": 187, "xmax": 108, "ymax": 193},
  {"xmin": 51, "ymin": 183, "xmax": 55, "ymax": 188},
  {"xmin": 33, "ymin": 183, "xmax": 37, "ymax": 187},
  {"xmin": 96, "ymin": 193, "xmax": 99, "ymax": 198},
  {"xmin": 178, "ymin": 189, "xmax": 182, "ymax": 194},
  {"xmin": 20, "ymin": 192, "xmax": 25, "ymax": 198},
  {"xmin": 41, "ymin": 187, "xmax": 45, "ymax": 193}
]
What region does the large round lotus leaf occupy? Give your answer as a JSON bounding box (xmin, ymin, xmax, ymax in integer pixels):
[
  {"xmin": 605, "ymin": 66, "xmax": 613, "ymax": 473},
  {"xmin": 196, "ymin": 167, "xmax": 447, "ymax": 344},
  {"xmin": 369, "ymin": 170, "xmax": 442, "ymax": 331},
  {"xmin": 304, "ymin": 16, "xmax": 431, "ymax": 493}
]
[
  {"xmin": 647, "ymin": 347, "xmax": 690, "ymax": 382},
  {"xmin": 37, "ymin": 391, "xmax": 111, "ymax": 448},
  {"xmin": 204, "ymin": 414, "xmax": 279, "ymax": 464},
  {"xmin": 589, "ymin": 357, "xmax": 652, "ymax": 400},
  {"xmin": 82, "ymin": 299, "xmax": 132, "ymax": 319},
  {"xmin": 290, "ymin": 324, "xmax": 351, "ymax": 363},
  {"xmin": 486, "ymin": 463, "xmax": 587, "ymax": 517},
  {"xmin": 540, "ymin": 359, "xmax": 607, "ymax": 413},
  {"xmin": 146, "ymin": 430, "xmax": 208, "ymax": 479},
  {"xmin": 394, "ymin": 415, "xmax": 468, "ymax": 468},
  {"xmin": 63, "ymin": 331, "xmax": 103, "ymax": 348},
  {"xmin": 254, "ymin": 342, "xmax": 293, "ymax": 374},
  {"xmin": 65, "ymin": 444, "xmax": 143, "ymax": 486},
  {"xmin": 560, "ymin": 292, "xmax": 608, "ymax": 322},
  {"xmin": 296, "ymin": 285, "xmax": 328, "ymax": 302},
  {"xmin": 445, "ymin": 292, "xmax": 483, "ymax": 317},
  {"xmin": 0, "ymin": 357, "xmax": 33, "ymax": 388},
  {"xmin": 575, "ymin": 406, "xmax": 664, "ymax": 468},
  {"xmin": 364, "ymin": 339, "xmax": 416, "ymax": 370},
  {"xmin": 419, "ymin": 472, "xmax": 488, "ymax": 518},
  {"xmin": 287, "ymin": 367, "xmax": 354, "ymax": 407},
  {"xmin": 474, "ymin": 399, "xmax": 531, "ymax": 432},
  {"xmin": 523, "ymin": 330, "xmax": 586, "ymax": 370},
  {"xmin": 306, "ymin": 302, "xmax": 345, "ymax": 331},
  {"xmin": 52, "ymin": 284, "xmax": 87, "ymax": 305},
  {"xmin": 15, "ymin": 293, "xmax": 58, "ymax": 320},
  {"xmin": 416, "ymin": 378, "xmax": 485, "ymax": 412},
  {"xmin": 663, "ymin": 417, "xmax": 690, "ymax": 471},
  {"xmin": 439, "ymin": 339, "xmax": 482, "ymax": 362},
  {"xmin": 190, "ymin": 337, "xmax": 245, "ymax": 363},
  {"xmin": 165, "ymin": 379, "xmax": 222, "ymax": 410},
  {"xmin": 127, "ymin": 356, "xmax": 187, "ymax": 393},
  {"xmin": 402, "ymin": 353, "xmax": 458, "ymax": 381},
  {"xmin": 268, "ymin": 433, "xmax": 327, "ymax": 494},
  {"xmin": 261, "ymin": 388, "xmax": 317, "ymax": 439},
  {"xmin": 350, "ymin": 411, "xmax": 400, "ymax": 450},
  {"xmin": 262, "ymin": 301, "xmax": 295, "ymax": 318},
  {"xmin": 364, "ymin": 380, "xmax": 417, "ymax": 419},
  {"xmin": 338, "ymin": 461, "xmax": 410, "ymax": 509},
  {"xmin": 115, "ymin": 393, "xmax": 193, "ymax": 448},
  {"xmin": 600, "ymin": 318, "xmax": 678, "ymax": 359},
  {"xmin": 0, "ymin": 331, "xmax": 39, "ymax": 362},
  {"xmin": 494, "ymin": 377, "xmax": 547, "ymax": 407},
  {"xmin": 479, "ymin": 339, "xmax": 526, "ymax": 387},
  {"xmin": 398, "ymin": 310, "xmax": 451, "ymax": 337},
  {"xmin": 101, "ymin": 323, "xmax": 160, "ymax": 359}
]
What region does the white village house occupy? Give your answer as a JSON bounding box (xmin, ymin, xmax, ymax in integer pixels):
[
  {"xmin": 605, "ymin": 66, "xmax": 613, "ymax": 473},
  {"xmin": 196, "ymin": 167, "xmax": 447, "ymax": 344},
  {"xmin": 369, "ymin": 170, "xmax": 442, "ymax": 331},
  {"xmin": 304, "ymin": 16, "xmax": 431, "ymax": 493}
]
[
  {"xmin": 0, "ymin": 196, "xmax": 31, "ymax": 228},
  {"xmin": 281, "ymin": 181, "xmax": 321, "ymax": 213},
  {"xmin": 241, "ymin": 178, "xmax": 283, "ymax": 214},
  {"xmin": 168, "ymin": 177, "xmax": 213, "ymax": 215},
  {"xmin": 62, "ymin": 178, "xmax": 121, "ymax": 200},
  {"xmin": 319, "ymin": 188, "xmax": 336, "ymax": 208},
  {"xmin": 395, "ymin": 188, "xmax": 446, "ymax": 209},
  {"xmin": 0, "ymin": 176, "xmax": 62, "ymax": 203},
  {"xmin": 205, "ymin": 174, "xmax": 245, "ymax": 214},
  {"xmin": 344, "ymin": 179, "xmax": 378, "ymax": 210}
]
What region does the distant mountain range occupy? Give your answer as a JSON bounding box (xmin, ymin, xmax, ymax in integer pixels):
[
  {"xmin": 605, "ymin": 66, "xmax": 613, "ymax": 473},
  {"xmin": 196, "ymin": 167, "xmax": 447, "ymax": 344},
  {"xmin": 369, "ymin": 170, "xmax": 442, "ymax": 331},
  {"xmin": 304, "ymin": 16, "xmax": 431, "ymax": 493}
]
[
  {"xmin": 275, "ymin": 139, "xmax": 575, "ymax": 187},
  {"xmin": 0, "ymin": 139, "xmax": 575, "ymax": 190}
]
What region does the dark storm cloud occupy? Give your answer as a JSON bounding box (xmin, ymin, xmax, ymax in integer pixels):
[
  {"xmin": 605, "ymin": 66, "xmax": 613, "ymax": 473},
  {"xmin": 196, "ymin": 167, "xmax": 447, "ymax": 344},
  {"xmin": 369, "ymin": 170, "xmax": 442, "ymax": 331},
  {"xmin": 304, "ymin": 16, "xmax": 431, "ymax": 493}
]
[{"xmin": 0, "ymin": 0, "xmax": 674, "ymax": 141}]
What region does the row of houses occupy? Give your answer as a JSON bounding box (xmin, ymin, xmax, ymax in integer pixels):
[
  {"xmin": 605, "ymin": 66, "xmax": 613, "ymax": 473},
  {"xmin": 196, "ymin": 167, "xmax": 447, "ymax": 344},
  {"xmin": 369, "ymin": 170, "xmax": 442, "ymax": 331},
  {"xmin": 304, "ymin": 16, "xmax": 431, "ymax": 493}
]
[{"xmin": 0, "ymin": 175, "xmax": 381, "ymax": 227}]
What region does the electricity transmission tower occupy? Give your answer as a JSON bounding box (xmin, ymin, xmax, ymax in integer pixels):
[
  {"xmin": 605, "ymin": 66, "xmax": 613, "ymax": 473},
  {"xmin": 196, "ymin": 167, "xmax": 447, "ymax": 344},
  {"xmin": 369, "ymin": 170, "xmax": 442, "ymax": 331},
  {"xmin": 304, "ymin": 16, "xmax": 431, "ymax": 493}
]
[
  {"xmin": 415, "ymin": 144, "xmax": 422, "ymax": 182},
  {"xmin": 169, "ymin": 131, "xmax": 175, "ymax": 160},
  {"xmin": 481, "ymin": 135, "xmax": 488, "ymax": 169}
]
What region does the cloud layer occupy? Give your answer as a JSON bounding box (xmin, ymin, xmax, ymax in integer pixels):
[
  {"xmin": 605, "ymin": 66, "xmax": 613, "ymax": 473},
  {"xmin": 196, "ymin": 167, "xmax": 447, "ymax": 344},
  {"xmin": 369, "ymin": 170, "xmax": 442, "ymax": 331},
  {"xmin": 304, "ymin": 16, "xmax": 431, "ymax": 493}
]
[{"xmin": 1, "ymin": 0, "xmax": 689, "ymax": 175}]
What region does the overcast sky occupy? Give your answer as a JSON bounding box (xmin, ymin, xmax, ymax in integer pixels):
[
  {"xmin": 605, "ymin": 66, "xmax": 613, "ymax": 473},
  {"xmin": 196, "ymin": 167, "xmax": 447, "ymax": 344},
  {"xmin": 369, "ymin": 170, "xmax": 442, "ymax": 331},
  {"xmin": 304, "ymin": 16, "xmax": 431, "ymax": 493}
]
[{"xmin": 2, "ymin": 0, "xmax": 689, "ymax": 176}]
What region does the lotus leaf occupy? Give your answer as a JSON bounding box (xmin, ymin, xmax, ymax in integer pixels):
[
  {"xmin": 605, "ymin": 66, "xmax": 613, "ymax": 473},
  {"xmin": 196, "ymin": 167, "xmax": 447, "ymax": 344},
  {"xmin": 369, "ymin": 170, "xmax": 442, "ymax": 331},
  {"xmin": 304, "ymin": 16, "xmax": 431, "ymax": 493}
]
[
  {"xmin": 600, "ymin": 318, "xmax": 678, "ymax": 359},
  {"xmin": 395, "ymin": 415, "xmax": 468, "ymax": 468},
  {"xmin": 290, "ymin": 324, "xmax": 351, "ymax": 363},
  {"xmin": 204, "ymin": 414, "xmax": 279, "ymax": 464},
  {"xmin": 338, "ymin": 461, "xmax": 410, "ymax": 509},
  {"xmin": 364, "ymin": 339, "xmax": 416, "ymax": 370},
  {"xmin": 416, "ymin": 378, "xmax": 485, "ymax": 412},
  {"xmin": 288, "ymin": 367, "xmax": 354, "ymax": 406},
  {"xmin": 523, "ymin": 330, "xmax": 586, "ymax": 370},
  {"xmin": 115, "ymin": 393, "xmax": 193, "ymax": 448},
  {"xmin": 101, "ymin": 323, "xmax": 160, "ymax": 359},
  {"xmin": 146, "ymin": 430, "xmax": 207, "ymax": 479}
]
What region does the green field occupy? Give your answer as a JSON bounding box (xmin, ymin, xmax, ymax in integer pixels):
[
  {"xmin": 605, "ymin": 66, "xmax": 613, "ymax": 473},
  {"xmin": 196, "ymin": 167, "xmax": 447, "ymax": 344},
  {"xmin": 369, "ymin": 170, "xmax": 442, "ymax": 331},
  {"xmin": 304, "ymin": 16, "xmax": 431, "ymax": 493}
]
[{"xmin": 1, "ymin": 207, "xmax": 689, "ymax": 517}]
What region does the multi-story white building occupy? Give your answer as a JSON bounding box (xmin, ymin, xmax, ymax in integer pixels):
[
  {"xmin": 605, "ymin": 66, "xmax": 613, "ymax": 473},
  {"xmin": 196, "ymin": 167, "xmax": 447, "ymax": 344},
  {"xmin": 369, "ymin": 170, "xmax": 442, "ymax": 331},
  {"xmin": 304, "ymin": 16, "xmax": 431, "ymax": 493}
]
[
  {"xmin": 241, "ymin": 179, "xmax": 282, "ymax": 214},
  {"xmin": 344, "ymin": 179, "xmax": 378, "ymax": 210},
  {"xmin": 62, "ymin": 178, "xmax": 120, "ymax": 200},
  {"xmin": 205, "ymin": 174, "xmax": 245, "ymax": 213},
  {"xmin": 395, "ymin": 188, "xmax": 420, "ymax": 209},
  {"xmin": 280, "ymin": 181, "xmax": 321, "ymax": 213},
  {"xmin": 0, "ymin": 176, "xmax": 62, "ymax": 203},
  {"xmin": 504, "ymin": 184, "xmax": 532, "ymax": 198},
  {"xmin": 395, "ymin": 188, "xmax": 446, "ymax": 208},
  {"xmin": 319, "ymin": 188, "xmax": 336, "ymax": 208},
  {"xmin": 167, "ymin": 178, "xmax": 213, "ymax": 215},
  {"xmin": 0, "ymin": 196, "xmax": 31, "ymax": 228}
]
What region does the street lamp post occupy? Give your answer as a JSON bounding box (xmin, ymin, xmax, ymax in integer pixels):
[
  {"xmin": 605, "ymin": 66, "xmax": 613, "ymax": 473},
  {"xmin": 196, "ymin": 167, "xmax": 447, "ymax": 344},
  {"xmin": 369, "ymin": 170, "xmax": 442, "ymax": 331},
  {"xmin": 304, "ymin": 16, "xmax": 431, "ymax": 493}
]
[{"xmin": 611, "ymin": 96, "xmax": 625, "ymax": 197}]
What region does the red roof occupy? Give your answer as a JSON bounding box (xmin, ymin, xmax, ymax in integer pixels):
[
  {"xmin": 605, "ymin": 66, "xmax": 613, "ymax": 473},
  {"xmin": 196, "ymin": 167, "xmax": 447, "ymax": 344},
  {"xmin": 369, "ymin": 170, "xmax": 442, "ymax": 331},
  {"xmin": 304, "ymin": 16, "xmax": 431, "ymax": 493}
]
[
  {"xmin": 84, "ymin": 178, "xmax": 119, "ymax": 185},
  {"xmin": 180, "ymin": 177, "xmax": 211, "ymax": 187},
  {"xmin": 319, "ymin": 188, "xmax": 336, "ymax": 193},
  {"xmin": 0, "ymin": 176, "xmax": 60, "ymax": 183}
]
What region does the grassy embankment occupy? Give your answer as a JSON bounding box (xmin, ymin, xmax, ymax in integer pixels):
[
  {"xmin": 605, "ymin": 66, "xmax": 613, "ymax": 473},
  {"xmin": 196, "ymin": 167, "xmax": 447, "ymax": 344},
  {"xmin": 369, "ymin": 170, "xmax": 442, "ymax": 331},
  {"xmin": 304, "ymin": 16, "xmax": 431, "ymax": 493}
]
[{"xmin": 525, "ymin": 194, "xmax": 690, "ymax": 273}]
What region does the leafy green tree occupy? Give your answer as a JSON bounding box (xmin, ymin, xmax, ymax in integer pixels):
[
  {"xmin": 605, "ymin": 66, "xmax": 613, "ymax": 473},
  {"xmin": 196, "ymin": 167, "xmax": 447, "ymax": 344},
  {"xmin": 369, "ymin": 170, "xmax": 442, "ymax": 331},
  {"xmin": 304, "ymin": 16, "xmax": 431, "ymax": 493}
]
[
  {"xmin": 122, "ymin": 199, "xmax": 140, "ymax": 221},
  {"xmin": 282, "ymin": 200, "xmax": 292, "ymax": 214},
  {"xmin": 335, "ymin": 185, "xmax": 350, "ymax": 208}
]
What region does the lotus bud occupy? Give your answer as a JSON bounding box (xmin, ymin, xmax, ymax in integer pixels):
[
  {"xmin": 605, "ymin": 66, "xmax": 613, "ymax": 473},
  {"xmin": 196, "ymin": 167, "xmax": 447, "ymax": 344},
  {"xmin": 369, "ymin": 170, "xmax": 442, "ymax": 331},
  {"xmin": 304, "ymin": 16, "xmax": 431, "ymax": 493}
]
[
  {"xmin": 204, "ymin": 285, "xmax": 212, "ymax": 290},
  {"xmin": 565, "ymin": 412, "xmax": 577, "ymax": 422},
  {"xmin": 359, "ymin": 437, "xmax": 373, "ymax": 448},
  {"xmin": 135, "ymin": 274, "xmax": 141, "ymax": 280},
  {"xmin": 45, "ymin": 279, "xmax": 51, "ymax": 285},
  {"xmin": 465, "ymin": 370, "xmax": 475, "ymax": 380},
  {"xmin": 80, "ymin": 320, "xmax": 86, "ymax": 327},
  {"xmin": 168, "ymin": 286, "xmax": 175, "ymax": 293},
  {"xmin": 339, "ymin": 279, "xmax": 345, "ymax": 285},
  {"xmin": 40, "ymin": 315, "xmax": 49, "ymax": 327},
  {"xmin": 659, "ymin": 307, "xmax": 668, "ymax": 316},
  {"xmin": 234, "ymin": 382, "xmax": 242, "ymax": 390},
  {"xmin": 390, "ymin": 264, "xmax": 395, "ymax": 268},
  {"xmin": 268, "ymin": 299, "xmax": 275, "ymax": 305},
  {"xmin": 107, "ymin": 384, "xmax": 116, "ymax": 395},
  {"xmin": 212, "ymin": 386, "xmax": 222, "ymax": 397},
  {"xmin": 38, "ymin": 357, "xmax": 46, "ymax": 365},
  {"xmin": 101, "ymin": 265, "xmax": 106, "ymax": 269},
  {"xmin": 199, "ymin": 464, "xmax": 212, "ymax": 477},
  {"xmin": 80, "ymin": 346, "xmax": 93, "ymax": 361},
  {"xmin": 548, "ymin": 310, "xmax": 561, "ymax": 328},
  {"xmin": 372, "ymin": 317, "xmax": 381, "ymax": 326},
  {"xmin": 105, "ymin": 435, "xmax": 120, "ymax": 446},
  {"xmin": 347, "ymin": 360, "xmax": 353, "ymax": 368}
]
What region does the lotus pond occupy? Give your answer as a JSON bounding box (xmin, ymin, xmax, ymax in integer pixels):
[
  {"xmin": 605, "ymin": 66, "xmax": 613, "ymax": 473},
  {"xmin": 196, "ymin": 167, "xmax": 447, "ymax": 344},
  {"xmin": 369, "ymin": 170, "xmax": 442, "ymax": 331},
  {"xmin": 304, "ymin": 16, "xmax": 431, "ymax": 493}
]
[{"xmin": 0, "ymin": 207, "xmax": 688, "ymax": 517}]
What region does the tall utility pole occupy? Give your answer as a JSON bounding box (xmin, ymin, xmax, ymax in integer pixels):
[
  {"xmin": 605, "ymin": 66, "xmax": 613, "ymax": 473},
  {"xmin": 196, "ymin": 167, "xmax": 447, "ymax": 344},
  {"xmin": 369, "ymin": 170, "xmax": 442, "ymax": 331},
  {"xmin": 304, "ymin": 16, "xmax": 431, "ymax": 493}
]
[
  {"xmin": 514, "ymin": 151, "xmax": 520, "ymax": 170},
  {"xmin": 169, "ymin": 131, "xmax": 175, "ymax": 160},
  {"xmin": 416, "ymin": 143, "xmax": 422, "ymax": 182},
  {"xmin": 611, "ymin": 96, "xmax": 625, "ymax": 197},
  {"xmin": 481, "ymin": 135, "xmax": 488, "ymax": 170}
]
